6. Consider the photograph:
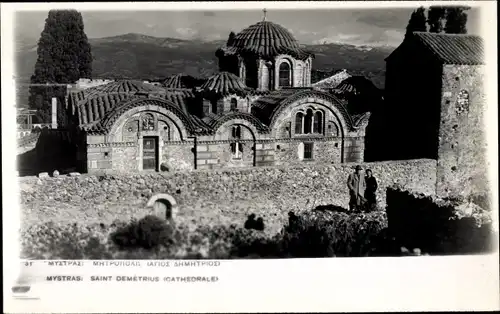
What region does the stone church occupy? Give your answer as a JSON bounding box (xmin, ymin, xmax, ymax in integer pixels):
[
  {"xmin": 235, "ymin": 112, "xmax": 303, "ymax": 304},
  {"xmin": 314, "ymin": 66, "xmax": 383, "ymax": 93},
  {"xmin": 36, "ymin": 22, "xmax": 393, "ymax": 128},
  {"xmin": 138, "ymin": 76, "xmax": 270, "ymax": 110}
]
[{"xmin": 62, "ymin": 17, "xmax": 371, "ymax": 173}]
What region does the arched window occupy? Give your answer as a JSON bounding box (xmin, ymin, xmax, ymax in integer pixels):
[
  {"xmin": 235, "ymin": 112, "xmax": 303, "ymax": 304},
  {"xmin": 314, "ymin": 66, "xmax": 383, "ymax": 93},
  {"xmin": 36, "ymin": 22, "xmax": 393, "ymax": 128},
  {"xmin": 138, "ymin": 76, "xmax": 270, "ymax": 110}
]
[
  {"xmin": 327, "ymin": 121, "xmax": 339, "ymax": 137},
  {"xmin": 304, "ymin": 109, "xmax": 314, "ymax": 134},
  {"xmin": 230, "ymin": 98, "xmax": 238, "ymax": 111},
  {"xmin": 211, "ymin": 100, "xmax": 218, "ymax": 114},
  {"xmin": 279, "ymin": 62, "xmax": 291, "ymax": 87},
  {"xmin": 230, "ymin": 125, "xmax": 243, "ymax": 159},
  {"xmin": 295, "ymin": 112, "xmax": 304, "ymax": 134},
  {"xmin": 313, "ymin": 111, "xmax": 323, "ymax": 134},
  {"xmin": 142, "ymin": 113, "xmax": 155, "ymax": 131}
]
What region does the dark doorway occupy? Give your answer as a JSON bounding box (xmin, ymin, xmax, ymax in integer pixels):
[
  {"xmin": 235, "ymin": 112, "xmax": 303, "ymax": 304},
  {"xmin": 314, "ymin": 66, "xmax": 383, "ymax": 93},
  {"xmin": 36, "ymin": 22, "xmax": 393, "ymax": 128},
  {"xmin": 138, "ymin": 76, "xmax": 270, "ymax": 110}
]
[{"xmin": 143, "ymin": 136, "xmax": 158, "ymax": 171}]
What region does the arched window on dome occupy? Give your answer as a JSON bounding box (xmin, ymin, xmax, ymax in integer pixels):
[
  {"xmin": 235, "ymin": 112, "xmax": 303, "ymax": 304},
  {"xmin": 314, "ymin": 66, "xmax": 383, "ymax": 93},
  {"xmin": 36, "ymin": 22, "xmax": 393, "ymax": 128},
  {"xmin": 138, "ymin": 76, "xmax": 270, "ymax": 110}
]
[
  {"xmin": 295, "ymin": 112, "xmax": 304, "ymax": 134},
  {"xmin": 230, "ymin": 98, "xmax": 238, "ymax": 111},
  {"xmin": 279, "ymin": 62, "xmax": 291, "ymax": 87},
  {"xmin": 313, "ymin": 111, "xmax": 323, "ymax": 134},
  {"xmin": 304, "ymin": 109, "xmax": 314, "ymax": 134}
]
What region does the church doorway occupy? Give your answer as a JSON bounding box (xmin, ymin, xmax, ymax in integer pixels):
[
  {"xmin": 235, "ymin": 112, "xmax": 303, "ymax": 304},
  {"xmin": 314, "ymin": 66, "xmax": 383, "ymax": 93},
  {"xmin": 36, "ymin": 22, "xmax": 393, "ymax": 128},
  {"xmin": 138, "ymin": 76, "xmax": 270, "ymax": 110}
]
[{"xmin": 143, "ymin": 136, "xmax": 159, "ymax": 171}]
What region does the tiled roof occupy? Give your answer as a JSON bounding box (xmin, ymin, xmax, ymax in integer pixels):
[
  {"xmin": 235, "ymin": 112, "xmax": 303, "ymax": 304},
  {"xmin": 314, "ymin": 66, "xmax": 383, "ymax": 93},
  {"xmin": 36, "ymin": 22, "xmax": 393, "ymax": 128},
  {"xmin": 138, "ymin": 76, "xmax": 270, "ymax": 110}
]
[
  {"xmin": 200, "ymin": 72, "xmax": 248, "ymax": 97},
  {"xmin": 217, "ymin": 21, "xmax": 313, "ymax": 60},
  {"xmin": 312, "ymin": 69, "xmax": 351, "ymax": 89},
  {"xmin": 413, "ymin": 32, "xmax": 484, "ymax": 65},
  {"xmin": 75, "ymin": 87, "xmax": 196, "ymax": 126},
  {"xmin": 336, "ymin": 76, "xmax": 381, "ymax": 95},
  {"xmin": 68, "ymin": 80, "xmax": 167, "ymax": 112},
  {"xmin": 387, "ymin": 32, "xmax": 484, "ymax": 65},
  {"xmin": 162, "ymin": 74, "xmax": 205, "ymax": 89},
  {"xmin": 81, "ymin": 96, "xmax": 212, "ymax": 136},
  {"xmin": 251, "ymin": 88, "xmax": 354, "ymax": 130},
  {"xmin": 201, "ymin": 112, "xmax": 271, "ymax": 134}
]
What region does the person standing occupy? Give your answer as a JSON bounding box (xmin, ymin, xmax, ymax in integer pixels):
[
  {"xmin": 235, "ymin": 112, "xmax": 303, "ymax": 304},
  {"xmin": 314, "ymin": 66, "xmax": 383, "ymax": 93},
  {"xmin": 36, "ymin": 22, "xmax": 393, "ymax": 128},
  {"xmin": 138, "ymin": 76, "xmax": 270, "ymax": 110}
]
[
  {"xmin": 347, "ymin": 165, "xmax": 366, "ymax": 211},
  {"xmin": 364, "ymin": 169, "xmax": 378, "ymax": 211}
]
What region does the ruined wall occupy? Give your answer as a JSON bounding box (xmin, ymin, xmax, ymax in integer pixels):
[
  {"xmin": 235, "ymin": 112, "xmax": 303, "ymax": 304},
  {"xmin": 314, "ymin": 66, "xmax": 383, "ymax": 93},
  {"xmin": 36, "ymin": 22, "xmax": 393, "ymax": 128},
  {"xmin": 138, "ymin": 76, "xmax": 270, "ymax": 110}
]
[
  {"xmin": 436, "ymin": 65, "xmax": 487, "ymax": 198},
  {"xmin": 20, "ymin": 159, "xmax": 438, "ymax": 226},
  {"xmin": 386, "ymin": 186, "xmax": 495, "ymax": 255},
  {"xmin": 162, "ymin": 144, "xmax": 194, "ymax": 171},
  {"xmin": 273, "ymin": 139, "xmax": 342, "ymax": 165}
]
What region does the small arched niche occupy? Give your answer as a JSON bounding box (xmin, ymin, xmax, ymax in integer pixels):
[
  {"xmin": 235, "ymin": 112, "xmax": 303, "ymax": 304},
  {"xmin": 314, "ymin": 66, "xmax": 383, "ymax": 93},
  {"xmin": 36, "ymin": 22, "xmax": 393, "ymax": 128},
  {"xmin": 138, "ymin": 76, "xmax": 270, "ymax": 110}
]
[{"xmin": 146, "ymin": 193, "xmax": 178, "ymax": 220}]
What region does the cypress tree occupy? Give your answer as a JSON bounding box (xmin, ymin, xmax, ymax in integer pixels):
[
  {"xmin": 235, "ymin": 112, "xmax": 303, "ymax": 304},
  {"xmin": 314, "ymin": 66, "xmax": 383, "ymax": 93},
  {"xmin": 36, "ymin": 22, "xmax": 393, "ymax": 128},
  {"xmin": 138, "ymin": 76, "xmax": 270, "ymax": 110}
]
[
  {"xmin": 28, "ymin": 10, "xmax": 92, "ymax": 124},
  {"xmin": 444, "ymin": 6, "xmax": 469, "ymax": 34},
  {"xmin": 226, "ymin": 31, "xmax": 236, "ymax": 46},
  {"xmin": 427, "ymin": 6, "xmax": 446, "ymax": 33},
  {"xmin": 405, "ymin": 7, "xmax": 427, "ymax": 38}
]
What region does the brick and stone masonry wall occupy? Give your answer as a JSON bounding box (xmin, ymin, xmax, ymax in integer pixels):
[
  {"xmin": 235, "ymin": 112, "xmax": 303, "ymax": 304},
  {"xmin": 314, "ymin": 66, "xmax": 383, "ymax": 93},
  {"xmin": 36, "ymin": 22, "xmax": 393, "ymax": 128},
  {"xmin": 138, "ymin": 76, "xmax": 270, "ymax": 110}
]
[
  {"xmin": 437, "ymin": 65, "xmax": 489, "ymax": 198},
  {"xmin": 386, "ymin": 185, "xmax": 495, "ymax": 255},
  {"xmin": 20, "ymin": 159, "xmax": 437, "ymax": 227}
]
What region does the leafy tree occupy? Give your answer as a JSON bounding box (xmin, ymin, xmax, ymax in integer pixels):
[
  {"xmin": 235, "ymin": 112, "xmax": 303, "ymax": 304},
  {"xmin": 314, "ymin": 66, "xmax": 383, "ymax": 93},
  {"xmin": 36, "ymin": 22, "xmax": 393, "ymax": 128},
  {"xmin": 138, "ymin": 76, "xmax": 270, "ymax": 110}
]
[
  {"xmin": 427, "ymin": 6, "xmax": 446, "ymax": 33},
  {"xmin": 28, "ymin": 10, "xmax": 92, "ymax": 124},
  {"xmin": 226, "ymin": 31, "xmax": 236, "ymax": 46},
  {"xmin": 444, "ymin": 6, "xmax": 470, "ymax": 34},
  {"xmin": 405, "ymin": 7, "xmax": 427, "ymax": 37}
]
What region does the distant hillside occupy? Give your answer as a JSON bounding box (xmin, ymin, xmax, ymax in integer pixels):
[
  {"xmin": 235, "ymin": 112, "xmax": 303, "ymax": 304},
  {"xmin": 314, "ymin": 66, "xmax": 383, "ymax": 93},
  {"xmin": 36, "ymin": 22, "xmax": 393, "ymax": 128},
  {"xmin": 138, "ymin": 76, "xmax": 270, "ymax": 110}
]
[{"xmin": 15, "ymin": 33, "xmax": 394, "ymax": 106}]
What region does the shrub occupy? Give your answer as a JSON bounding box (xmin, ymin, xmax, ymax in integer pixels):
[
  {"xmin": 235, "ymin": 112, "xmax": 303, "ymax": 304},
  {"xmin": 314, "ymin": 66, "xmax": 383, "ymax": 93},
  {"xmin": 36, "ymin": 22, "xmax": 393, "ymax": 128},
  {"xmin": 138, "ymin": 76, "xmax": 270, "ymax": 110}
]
[
  {"xmin": 243, "ymin": 214, "xmax": 265, "ymax": 231},
  {"xmin": 111, "ymin": 215, "xmax": 175, "ymax": 249},
  {"xmin": 280, "ymin": 209, "xmax": 388, "ymax": 257}
]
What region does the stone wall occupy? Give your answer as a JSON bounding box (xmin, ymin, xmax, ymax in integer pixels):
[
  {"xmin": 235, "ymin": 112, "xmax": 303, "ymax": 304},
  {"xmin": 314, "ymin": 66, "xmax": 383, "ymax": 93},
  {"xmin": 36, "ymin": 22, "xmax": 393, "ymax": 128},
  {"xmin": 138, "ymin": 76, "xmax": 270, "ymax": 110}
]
[
  {"xmin": 20, "ymin": 159, "xmax": 438, "ymax": 228},
  {"xmin": 343, "ymin": 136, "xmax": 365, "ymax": 163},
  {"xmin": 437, "ymin": 65, "xmax": 488, "ymax": 198},
  {"xmin": 386, "ymin": 186, "xmax": 495, "ymax": 255}
]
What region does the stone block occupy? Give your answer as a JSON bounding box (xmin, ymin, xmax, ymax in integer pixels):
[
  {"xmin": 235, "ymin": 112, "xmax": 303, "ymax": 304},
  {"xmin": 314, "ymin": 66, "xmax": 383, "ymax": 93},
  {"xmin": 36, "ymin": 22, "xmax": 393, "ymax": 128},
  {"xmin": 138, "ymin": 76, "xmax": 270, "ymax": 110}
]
[
  {"xmin": 38, "ymin": 172, "xmax": 49, "ymax": 179},
  {"xmin": 255, "ymin": 143, "xmax": 263, "ymax": 150},
  {"xmin": 208, "ymin": 145, "xmax": 221, "ymax": 152},
  {"xmin": 87, "ymin": 136, "xmax": 106, "ymax": 144},
  {"xmin": 197, "ymin": 152, "xmax": 213, "ymax": 159},
  {"xmin": 196, "ymin": 145, "xmax": 208, "ymax": 152},
  {"xmin": 206, "ymin": 159, "xmax": 218, "ymax": 165}
]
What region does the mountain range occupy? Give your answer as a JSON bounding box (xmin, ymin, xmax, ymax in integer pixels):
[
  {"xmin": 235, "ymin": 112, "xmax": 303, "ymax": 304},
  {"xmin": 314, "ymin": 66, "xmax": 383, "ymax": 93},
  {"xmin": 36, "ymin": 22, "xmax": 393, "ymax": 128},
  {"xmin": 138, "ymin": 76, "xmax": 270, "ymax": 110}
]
[{"xmin": 15, "ymin": 33, "xmax": 395, "ymax": 106}]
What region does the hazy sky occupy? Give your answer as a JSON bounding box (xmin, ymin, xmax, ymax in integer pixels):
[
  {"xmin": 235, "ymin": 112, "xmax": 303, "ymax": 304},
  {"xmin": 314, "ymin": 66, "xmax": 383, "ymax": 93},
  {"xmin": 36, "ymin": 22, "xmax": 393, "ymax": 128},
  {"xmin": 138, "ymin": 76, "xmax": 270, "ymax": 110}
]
[{"xmin": 15, "ymin": 8, "xmax": 481, "ymax": 47}]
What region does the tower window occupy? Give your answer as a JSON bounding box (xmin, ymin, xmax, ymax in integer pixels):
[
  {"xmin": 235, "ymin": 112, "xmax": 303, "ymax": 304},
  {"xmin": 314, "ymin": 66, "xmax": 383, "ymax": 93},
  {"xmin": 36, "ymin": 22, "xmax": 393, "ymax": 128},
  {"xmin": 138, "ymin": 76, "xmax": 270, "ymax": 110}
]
[{"xmin": 279, "ymin": 62, "xmax": 291, "ymax": 87}]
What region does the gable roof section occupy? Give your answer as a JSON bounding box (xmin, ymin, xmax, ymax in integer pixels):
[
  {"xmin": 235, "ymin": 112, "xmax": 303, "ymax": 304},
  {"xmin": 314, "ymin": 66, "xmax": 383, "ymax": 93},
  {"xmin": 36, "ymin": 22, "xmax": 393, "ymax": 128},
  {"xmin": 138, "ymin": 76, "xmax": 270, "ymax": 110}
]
[{"xmin": 386, "ymin": 32, "xmax": 484, "ymax": 65}]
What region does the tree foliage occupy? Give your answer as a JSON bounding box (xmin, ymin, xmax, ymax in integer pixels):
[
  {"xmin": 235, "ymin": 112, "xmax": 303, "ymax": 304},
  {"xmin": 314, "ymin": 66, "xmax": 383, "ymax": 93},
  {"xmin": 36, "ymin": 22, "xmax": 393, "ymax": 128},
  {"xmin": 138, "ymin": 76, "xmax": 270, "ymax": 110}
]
[
  {"xmin": 405, "ymin": 7, "xmax": 427, "ymax": 37},
  {"xmin": 427, "ymin": 6, "xmax": 447, "ymax": 33},
  {"xmin": 444, "ymin": 6, "xmax": 470, "ymax": 34},
  {"xmin": 226, "ymin": 31, "xmax": 236, "ymax": 46},
  {"xmin": 28, "ymin": 10, "xmax": 92, "ymax": 123}
]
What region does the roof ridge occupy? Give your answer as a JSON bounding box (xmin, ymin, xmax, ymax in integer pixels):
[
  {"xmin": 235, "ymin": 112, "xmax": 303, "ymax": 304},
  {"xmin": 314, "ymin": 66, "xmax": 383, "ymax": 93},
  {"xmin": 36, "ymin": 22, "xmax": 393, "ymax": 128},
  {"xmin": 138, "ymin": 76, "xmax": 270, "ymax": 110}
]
[{"xmin": 413, "ymin": 31, "xmax": 483, "ymax": 38}]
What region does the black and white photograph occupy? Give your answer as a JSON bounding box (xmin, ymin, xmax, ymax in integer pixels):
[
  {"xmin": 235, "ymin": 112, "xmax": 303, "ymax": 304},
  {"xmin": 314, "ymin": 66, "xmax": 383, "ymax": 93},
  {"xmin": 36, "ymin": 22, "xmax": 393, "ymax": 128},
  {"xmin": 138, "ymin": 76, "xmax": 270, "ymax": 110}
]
[{"xmin": 8, "ymin": 2, "xmax": 497, "ymax": 262}]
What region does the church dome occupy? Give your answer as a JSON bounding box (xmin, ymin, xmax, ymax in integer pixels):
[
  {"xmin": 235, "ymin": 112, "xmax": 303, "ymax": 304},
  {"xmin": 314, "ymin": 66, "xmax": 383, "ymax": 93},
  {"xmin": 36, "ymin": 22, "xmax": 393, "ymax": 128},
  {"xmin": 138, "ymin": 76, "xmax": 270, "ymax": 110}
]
[
  {"xmin": 200, "ymin": 72, "xmax": 247, "ymax": 97},
  {"xmin": 220, "ymin": 21, "xmax": 313, "ymax": 60}
]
